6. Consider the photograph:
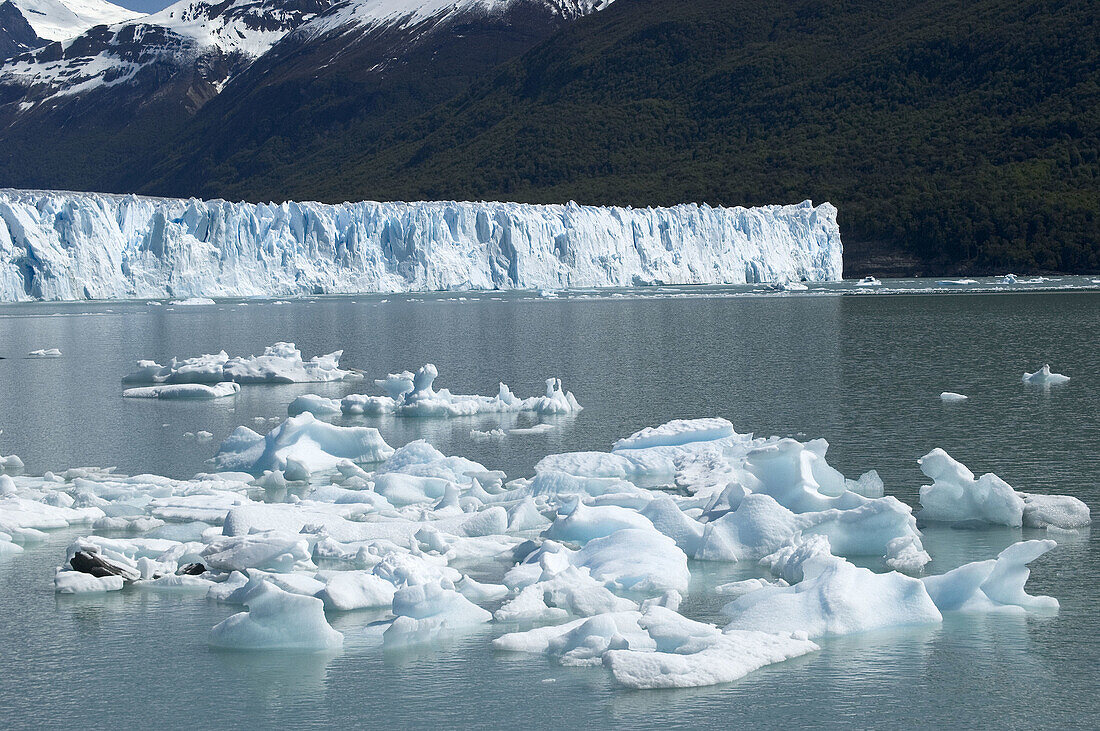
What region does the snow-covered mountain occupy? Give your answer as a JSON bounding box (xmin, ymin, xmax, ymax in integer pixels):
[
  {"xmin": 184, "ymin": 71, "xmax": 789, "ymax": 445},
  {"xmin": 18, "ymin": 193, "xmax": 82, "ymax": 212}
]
[
  {"xmin": 0, "ymin": 0, "xmax": 328, "ymax": 103},
  {"xmin": 302, "ymin": 0, "xmax": 611, "ymax": 38},
  {"xmin": 10, "ymin": 0, "xmax": 141, "ymax": 42},
  {"xmin": 0, "ymin": 1, "xmax": 43, "ymax": 58},
  {"xmin": 0, "ymin": 0, "xmax": 618, "ymax": 196},
  {"xmin": 0, "ymin": 190, "xmax": 842, "ymax": 301}
]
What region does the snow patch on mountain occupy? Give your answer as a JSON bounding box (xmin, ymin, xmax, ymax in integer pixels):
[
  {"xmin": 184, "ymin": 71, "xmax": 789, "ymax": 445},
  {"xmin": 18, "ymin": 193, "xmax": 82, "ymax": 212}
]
[
  {"xmin": 0, "ymin": 189, "xmax": 842, "ymax": 301},
  {"xmin": 11, "ymin": 0, "xmax": 142, "ymax": 42},
  {"xmin": 0, "ymin": 0, "xmax": 327, "ymax": 102},
  {"xmin": 303, "ymin": 0, "xmax": 611, "ymax": 39}
]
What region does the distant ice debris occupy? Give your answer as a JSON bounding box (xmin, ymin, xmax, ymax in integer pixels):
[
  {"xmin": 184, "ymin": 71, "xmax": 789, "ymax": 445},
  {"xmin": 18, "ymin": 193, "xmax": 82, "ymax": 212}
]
[
  {"xmin": 937, "ymin": 279, "xmax": 978, "ymax": 285},
  {"xmin": 855, "ymin": 276, "xmax": 882, "ymax": 287},
  {"xmin": 1022, "ymin": 364, "xmax": 1069, "ymax": 386},
  {"xmin": 26, "ymin": 348, "xmax": 62, "ymax": 358},
  {"xmin": 123, "ymin": 382, "xmax": 241, "ymax": 400},
  {"xmin": 170, "ymin": 297, "xmax": 216, "ymax": 306},
  {"xmin": 289, "ymin": 364, "xmax": 581, "ymax": 419},
  {"xmin": 1001, "ymin": 274, "xmax": 1018, "ymax": 284},
  {"xmin": 470, "ymin": 429, "xmax": 506, "ymax": 442},
  {"xmin": 123, "ymin": 342, "xmax": 357, "ymax": 385},
  {"xmin": 917, "ymin": 448, "xmax": 1089, "ymax": 529},
  {"xmin": 508, "ymin": 424, "xmax": 556, "ymax": 435},
  {"xmin": 940, "ymin": 392, "xmax": 968, "ymax": 402}
]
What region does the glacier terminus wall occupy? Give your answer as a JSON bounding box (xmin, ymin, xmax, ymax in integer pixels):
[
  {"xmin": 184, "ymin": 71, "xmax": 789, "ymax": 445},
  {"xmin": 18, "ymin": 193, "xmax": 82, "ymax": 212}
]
[{"xmin": 0, "ymin": 189, "xmax": 843, "ymax": 301}]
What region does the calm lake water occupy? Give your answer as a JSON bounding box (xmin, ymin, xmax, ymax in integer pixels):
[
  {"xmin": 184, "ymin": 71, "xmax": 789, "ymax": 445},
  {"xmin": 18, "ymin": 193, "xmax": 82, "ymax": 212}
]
[{"xmin": 1, "ymin": 281, "xmax": 1098, "ymax": 729}]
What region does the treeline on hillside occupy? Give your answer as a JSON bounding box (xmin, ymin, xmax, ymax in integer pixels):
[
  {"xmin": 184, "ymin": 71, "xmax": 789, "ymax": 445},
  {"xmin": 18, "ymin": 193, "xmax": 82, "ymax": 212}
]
[{"xmin": 188, "ymin": 0, "xmax": 1093, "ymax": 274}]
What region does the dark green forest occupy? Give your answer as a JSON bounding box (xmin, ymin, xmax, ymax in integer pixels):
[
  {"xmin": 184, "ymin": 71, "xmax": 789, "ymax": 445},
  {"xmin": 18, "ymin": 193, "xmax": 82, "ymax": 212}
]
[{"xmin": 187, "ymin": 0, "xmax": 1094, "ymax": 274}]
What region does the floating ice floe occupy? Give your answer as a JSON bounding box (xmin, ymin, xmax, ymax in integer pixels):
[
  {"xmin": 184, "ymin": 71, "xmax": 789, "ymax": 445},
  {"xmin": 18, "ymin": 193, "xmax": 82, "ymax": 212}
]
[
  {"xmin": 123, "ymin": 342, "xmax": 358, "ymax": 385},
  {"xmin": 1001, "ymin": 274, "xmax": 1018, "ymax": 284},
  {"xmin": 214, "ymin": 413, "xmax": 394, "ymax": 473},
  {"xmin": 917, "ymin": 448, "xmax": 1089, "ymax": 529},
  {"xmin": 0, "ymin": 454, "xmax": 24, "ymax": 473},
  {"xmin": 26, "ymin": 348, "xmax": 62, "ymax": 358},
  {"xmin": 855, "ymin": 276, "xmax": 882, "ymax": 287},
  {"xmin": 937, "ymin": 279, "xmax": 978, "ymax": 285},
  {"xmin": 494, "ymin": 604, "xmax": 818, "ymax": 688},
  {"xmin": 470, "ymin": 429, "xmax": 506, "ymax": 442},
  {"xmin": 171, "ymin": 297, "xmax": 216, "ymax": 306},
  {"xmin": 1, "ymin": 412, "xmax": 1088, "ymax": 690},
  {"xmin": 289, "ymin": 364, "xmax": 581, "ymax": 419},
  {"xmin": 123, "ymin": 382, "xmax": 241, "ymax": 400},
  {"xmin": 209, "ymin": 582, "xmax": 344, "ymax": 651},
  {"xmin": 940, "ymin": 392, "xmax": 968, "ymax": 402},
  {"xmin": 1022, "ymin": 364, "xmax": 1070, "ymax": 386},
  {"xmin": 921, "ymin": 539, "xmax": 1059, "ymax": 613},
  {"xmin": 723, "ymin": 534, "xmax": 1059, "ymax": 639}
]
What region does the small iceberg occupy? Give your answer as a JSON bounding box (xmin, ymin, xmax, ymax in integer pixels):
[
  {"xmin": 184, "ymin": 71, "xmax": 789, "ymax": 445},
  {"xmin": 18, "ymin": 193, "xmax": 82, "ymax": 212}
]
[
  {"xmin": 214, "ymin": 412, "xmax": 394, "ymax": 473},
  {"xmin": 123, "ymin": 382, "xmax": 241, "ymax": 400},
  {"xmin": 123, "ymin": 342, "xmax": 358, "ymax": 385},
  {"xmin": 1022, "ymin": 364, "xmax": 1069, "ymax": 386},
  {"xmin": 209, "ymin": 581, "xmax": 343, "ymax": 651},
  {"xmin": 1000, "ymin": 274, "xmax": 1018, "ymax": 284},
  {"xmin": 937, "ymin": 279, "xmax": 978, "ymax": 286},
  {"xmin": 289, "ymin": 364, "xmax": 581, "ymax": 419},
  {"xmin": 917, "ymin": 448, "xmax": 1089, "ymax": 529},
  {"xmin": 854, "ymin": 276, "xmax": 881, "ymax": 287},
  {"xmin": 940, "ymin": 392, "xmax": 968, "ymax": 402},
  {"xmin": 170, "ymin": 297, "xmax": 216, "ymax": 306},
  {"xmin": 26, "ymin": 349, "xmax": 62, "ymax": 358}
]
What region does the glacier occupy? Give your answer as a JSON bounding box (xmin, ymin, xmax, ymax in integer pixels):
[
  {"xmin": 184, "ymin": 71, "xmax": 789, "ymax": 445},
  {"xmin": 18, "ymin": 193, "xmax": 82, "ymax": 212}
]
[{"xmin": 0, "ymin": 189, "xmax": 842, "ymax": 302}]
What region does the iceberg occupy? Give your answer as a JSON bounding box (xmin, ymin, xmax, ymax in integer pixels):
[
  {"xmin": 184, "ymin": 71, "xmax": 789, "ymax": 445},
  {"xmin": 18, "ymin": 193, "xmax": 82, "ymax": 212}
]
[
  {"xmin": 208, "ymin": 581, "xmax": 344, "ymax": 651},
  {"xmin": 123, "ymin": 382, "xmax": 241, "ymax": 400},
  {"xmin": 213, "ymin": 413, "xmax": 394, "ymax": 473},
  {"xmin": 0, "ymin": 190, "xmax": 842, "ymax": 301},
  {"xmin": 723, "ymin": 537, "xmax": 943, "ymax": 638},
  {"xmin": 26, "ymin": 348, "xmax": 62, "ymax": 358},
  {"xmin": 493, "ymin": 604, "xmax": 818, "ymax": 688},
  {"xmin": 1022, "ymin": 364, "xmax": 1070, "ymax": 386},
  {"xmin": 289, "ymin": 364, "xmax": 581, "ymax": 419},
  {"xmin": 940, "ymin": 391, "xmax": 968, "ymax": 402},
  {"xmin": 123, "ymin": 342, "xmax": 357, "ymax": 384},
  {"xmin": 921, "ymin": 540, "xmax": 1059, "ymax": 613},
  {"xmin": 917, "ymin": 449, "xmax": 1089, "ymax": 529},
  {"xmin": 2, "ymin": 413, "xmax": 1082, "ymax": 688}
]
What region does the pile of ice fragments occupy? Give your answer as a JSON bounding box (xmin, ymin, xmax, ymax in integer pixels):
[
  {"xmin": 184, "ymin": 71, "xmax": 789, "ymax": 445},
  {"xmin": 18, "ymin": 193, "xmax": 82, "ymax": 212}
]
[
  {"xmin": 0, "ymin": 415, "xmax": 1088, "ymax": 689},
  {"xmin": 121, "ymin": 343, "xmax": 358, "ymax": 399},
  {"xmin": 287, "ymin": 363, "xmax": 582, "ymax": 419}
]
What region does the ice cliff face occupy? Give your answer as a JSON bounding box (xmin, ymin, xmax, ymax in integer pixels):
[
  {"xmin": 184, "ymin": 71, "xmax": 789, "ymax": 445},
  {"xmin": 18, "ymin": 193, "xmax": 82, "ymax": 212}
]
[{"xmin": 0, "ymin": 189, "xmax": 843, "ymax": 301}]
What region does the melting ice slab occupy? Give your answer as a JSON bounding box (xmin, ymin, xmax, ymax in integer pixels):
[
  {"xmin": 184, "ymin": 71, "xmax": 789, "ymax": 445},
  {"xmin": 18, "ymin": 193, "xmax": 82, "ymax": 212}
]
[
  {"xmin": 123, "ymin": 343, "xmax": 357, "ymax": 385},
  {"xmin": 1022, "ymin": 364, "xmax": 1070, "ymax": 386},
  {"xmin": 917, "ymin": 448, "xmax": 1090, "ymax": 529},
  {"xmin": 290, "ymin": 364, "xmax": 581, "ymax": 419},
  {"xmin": 0, "ymin": 190, "xmax": 842, "ymax": 301}
]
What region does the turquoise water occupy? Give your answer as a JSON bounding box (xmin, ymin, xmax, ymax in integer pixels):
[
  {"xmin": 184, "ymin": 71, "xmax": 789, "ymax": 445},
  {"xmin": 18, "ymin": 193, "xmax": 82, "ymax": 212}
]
[{"xmin": 0, "ymin": 283, "xmax": 1098, "ymax": 728}]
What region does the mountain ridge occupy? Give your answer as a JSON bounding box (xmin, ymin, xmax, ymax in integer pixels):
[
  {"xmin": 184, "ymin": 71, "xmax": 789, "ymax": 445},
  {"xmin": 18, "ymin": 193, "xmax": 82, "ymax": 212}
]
[{"xmin": 0, "ymin": 0, "xmax": 1096, "ymax": 274}]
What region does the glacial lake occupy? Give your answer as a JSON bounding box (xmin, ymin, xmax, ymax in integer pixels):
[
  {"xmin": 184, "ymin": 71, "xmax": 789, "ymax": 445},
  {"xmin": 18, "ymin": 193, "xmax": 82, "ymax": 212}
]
[{"xmin": 1, "ymin": 280, "xmax": 1098, "ymax": 729}]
